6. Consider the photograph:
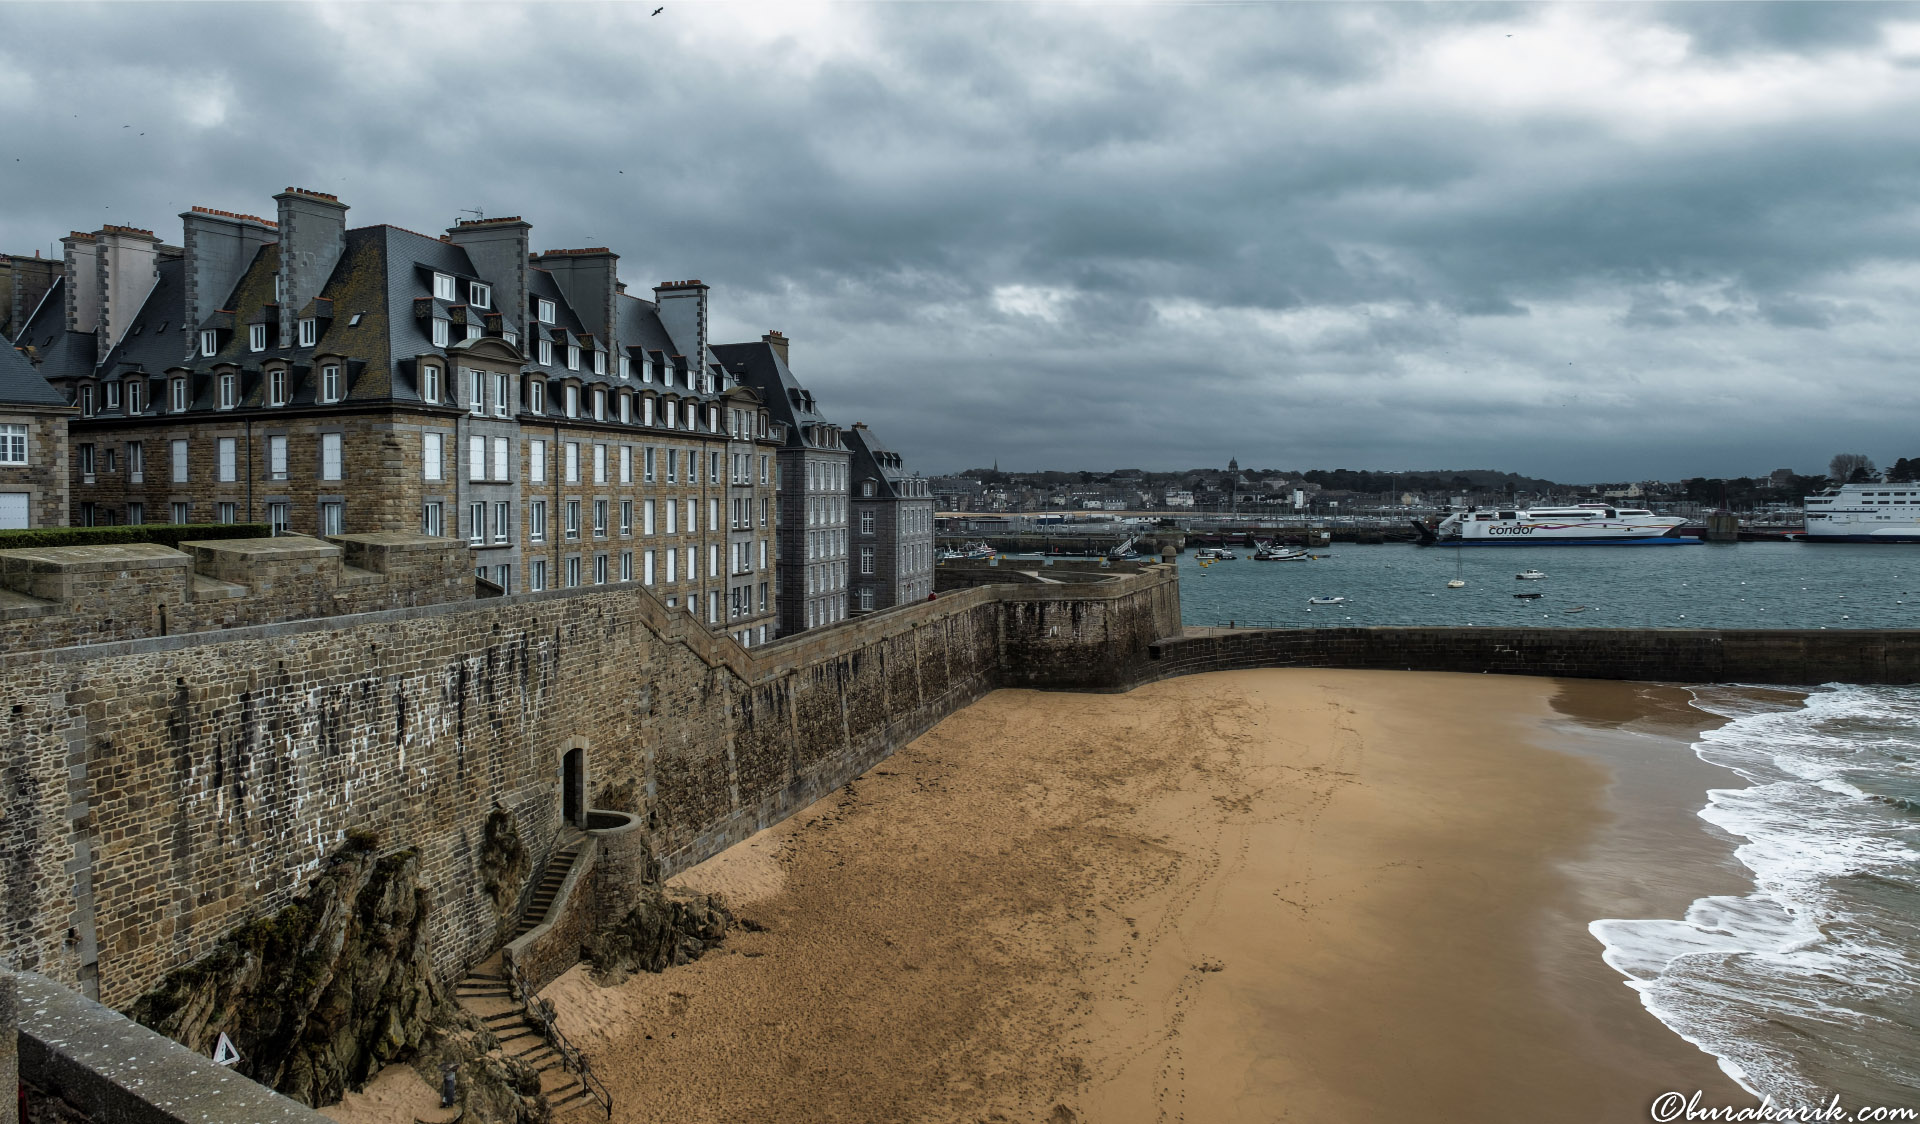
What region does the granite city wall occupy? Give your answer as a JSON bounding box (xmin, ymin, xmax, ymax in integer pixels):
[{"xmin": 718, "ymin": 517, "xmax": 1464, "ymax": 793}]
[{"xmin": 0, "ymin": 562, "xmax": 1178, "ymax": 1009}]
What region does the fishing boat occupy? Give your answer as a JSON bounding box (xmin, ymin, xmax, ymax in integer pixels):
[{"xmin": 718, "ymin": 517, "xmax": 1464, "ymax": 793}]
[
  {"xmin": 938, "ymin": 541, "xmax": 997, "ymax": 561},
  {"xmin": 1252, "ymin": 541, "xmax": 1310, "ymax": 561},
  {"xmin": 1413, "ymin": 505, "xmax": 1692, "ymax": 546},
  {"xmin": 1307, "ymin": 596, "xmax": 1346, "ymax": 606},
  {"xmin": 1516, "ymin": 569, "xmax": 1547, "ymax": 580},
  {"xmin": 1194, "ymin": 547, "xmax": 1236, "ymax": 561}
]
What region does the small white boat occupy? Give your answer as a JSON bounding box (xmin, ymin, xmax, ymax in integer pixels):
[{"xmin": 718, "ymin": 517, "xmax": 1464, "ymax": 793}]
[
  {"xmin": 1516, "ymin": 569, "xmax": 1547, "ymax": 581},
  {"xmin": 1446, "ymin": 579, "xmax": 1466, "ymax": 589},
  {"xmin": 1307, "ymin": 596, "xmax": 1346, "ymax": 606},
  {"xmin": 1194, "ymin": 548, "xmax": 1236, "ymax": 561}
]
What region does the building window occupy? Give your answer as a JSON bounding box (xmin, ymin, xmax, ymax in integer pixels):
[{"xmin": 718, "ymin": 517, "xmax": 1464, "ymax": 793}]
[
  {"xmin": 321, "ymin": 364, "xmax": 342, "ymax": 402},
  {"xmin": 566, "ymin": 344, "xmax": 580, "ymax": 371},
  {"xmin": 127, "ymin": 440, "xmax": 144, "ymax": 482},
  {"xmin": 565, "ymin": 500, "xmax": 581, "ymax": 540},
  {"xmin": 78, "ymin": 443, "xmax": 95, "ymax": 479},
  {"xmin": 433, "ymin": 272, "xmax": 456, "ymax": 301},
  {"xmin": 465, "ymin": 322, "xmax": 481, "ymax": 342},
  {"xmin": 249, "ymin": 323, "xmax": 267, "ymax": 352},
  {"xmin": 860, "ymin": 587, "xmax": 874, "ymax": 610},
  {"xmin": 170, "ymin": 378, "xmax": 188, "ymax": 412},
  {"xmin": 593, "ymin": 351, "xmax": 606, "ymax": 376},
  {"xmin": 491, "ymin": 437, "xmax": 508, "ymax": 482},
  {"xmin": 565, "ymin": 385, "xmax": 579, "ymax": 418},
  {"xmin": 494, "ymin": 501, "xmax": 511, "ymax": 543},
  {"xmin": 469, "ymin": 370, "xmax": 485, "ymax": 416},
  {"xmin": 538, "ymin": 338, "xmax": 554, "ymax": 366},
  {"xmin": 565, "ymin": 442, "xmax": 580, "ymax": 483},
  {"xmin": 761, "ymin": 497, "xmax": 769, "ymax": 527},
  {"xmin": 468, "ymin": 502, "xmax": 485, "ymax": 545},
  {"xmin": 169, "ymin": 501, "xmax": 190, "ymax": 524},
  {"xmin": 0, "ymin": 424, "xmax": 24, "ymax": 465},
  {"xmin": 530, "ymin": 499, "xmax": 547, "ymax": 543},
  {"xmin": 431, "ymin": 318, "xmax": 449, "ymax": 348},
  {"xmin": 662, "ymin": 398, "xmax": 675, "ymax": 429},
  {"xmin": 643, "ymin": 397, "xmax": 655, "ymax": 426},
  {"xmin": 861, "ymin": 510, "xmax": 875, "ymax": 534},
  {"xmin": 320, "ymin": 501, "xmax": 343, "ymax": 536},
  {"xmin": 200, "ymin": 330, "xmax": 218, "ymax": 357},
  {"xmin": 594, "ymin": 553, "xmax": 609, "ymax": 585},
  {"xmin": 619, "ymin": 446, "xmax": 632, "ymax": 484},
  {"xmin": 594, "ymin": 499, "xmax": 608, "ymax": 538},
  {"xmin": 422, "ymin": 501, "xmax": 443, "ymax": 537},
  {"xmin": 593, "ymin": 388, "xmax": 606, "ymax": 421},
  {"xmin": 496, "ymin": 564, "xmax": 512, "ymax": 594},
  {"xmin": 537, "ymin": 298, "xmax": 555, "ymax": 323},
  {"xmin": 321, "ymin": 432, "xmax": 343, "ymax": 481},
  {"xmin": 217, "ymin": 373, "xmax": 237, "ymax": 410},
  {"xmin": 643, "ymin": 498, "xmax": 656, "ymax": 535},
  {"xmin": 531, "ymin": 558, "xmax": 547, "ymax": 591},
  {"xmin": 643, "ymin": 549, "xmax": 656, "ymax": 584},
  {"xmin": 126, "ymin": 379, "xmax": 143, "ymax": 415},
  {"xmin": 170, "ymin": 439, "xmax": 188, "ymax": 482},
  {"xmin": 620, "ymin": 500, "xmax": 632, "ymax": 536},
  {"xmin": 298, "ymin": 319, "xmax": 317, "ymax": 347},
  {"xmin": 861, "ymin": 546, "xmax": 874, "ymax": 574},
  {"xmin": 530, "ymin": 439, "xmax": 546, "ymax": 483},
  {"xmin": 644, "ymin": 446, "xmax": 656, "ymax": 482},
  {"xmin": 495, "ymin": 373, "xmax": 511, "ymax": 418},
  {"xmin": 618, "ymin": 355, "xmax": 630, "ymax": 379},
  {"xmin": 619, "ymin": 394, "xmax": 631, "ymax": 424},
  {"xmin": 217, "ymin": 437, "xmax": 237, "ymax": 482},
  {"xmin": 424, "ymin": 433, "xmax": 443, "ymax": 481},
  {"xmin": 126, "ymin": 501, "xmax": 143, "ymax": 525},
  {"xmin": 468, "ymin": 435, "xmax": 485, "ymax": 481},
  {"xmin": 76, "ymin": 385, "xmax": 94, "ymax": 417},
  {"xmin": 104, "ymin": 381, "xmax": 120, "ymax": 412},
  {"xmin": 593, "ymin": 444, "xmax": 606, "ymax": 484},
  {"xmin": 665, "ymin": 499, "xmax": 677, "ymax": 535},
  {"xmin": 665, "ymin": 548, "xmax": 676, "ymax": 583},
  {"xmin": 528, "ymin": 377, "xmax": 546, "ymax": 415},
  {"xmin": 470, "ymin": 282, "xmax": 491, "ymax": 309},
  {"xmin": 566, "ymin": 556, "xmax": 582, "ymax": 588},
  {"xmin": 422, "ymin": 365, "xmax": 441, "ymax": 403},
  {"xmin": 266, "ymin": 434, "xmax": 287, "ymax": 480},
  {"xmin": 665, "ymin": 448, "xmax": 677, "ymax": 484},
  {"xmin": 686, "ymin": 498, "xmax": 697, "ymax": 534},
  {"xmin": 620, "ymin": 550, "xmax": 633, "ymax": 581}
]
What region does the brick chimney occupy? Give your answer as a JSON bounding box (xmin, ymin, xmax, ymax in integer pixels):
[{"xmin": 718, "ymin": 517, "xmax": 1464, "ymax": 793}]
[
  {"xmin": 274, "ymin": 187, "xmax": 348, "ymax": 345},
  {"xmin": 447, "ymin": 216, "xmax": 531, "ymax": 345},
  {"xmin": 2, "ymin": 253, "xmax": 63, "ymax": 341},
  {"xmin": 532, "ymin": 246, "xmax": 619, "ymax": 354},
  {"xmin": 762, "ymin": 330, "xmax": 789, "ymax": 367},
  {"xmin": 654, "ymin": 279, "xmax": 709, "ymax": 377},
  {"xmin": 94, "ymin": 224, "xmax": 164, "ymax": 354},
  {"xmin": 180, "ymin": 205, "xmax": 278, "ymax": 339}
]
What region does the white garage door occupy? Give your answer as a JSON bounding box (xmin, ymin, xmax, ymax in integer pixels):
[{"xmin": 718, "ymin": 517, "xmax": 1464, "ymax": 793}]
[{"xmin": 0, "ymin": 492, "xmax": 29, "ymax": 529}]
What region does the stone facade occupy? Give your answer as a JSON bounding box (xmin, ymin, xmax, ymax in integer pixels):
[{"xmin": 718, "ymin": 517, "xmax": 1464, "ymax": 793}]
[
  {"xmin": 846, "ymin": 423, "xmax": 935, "ymax": 610},
  {"xmin": 0, "ymin": 409, "xmax": 71, "ymax": 529}
]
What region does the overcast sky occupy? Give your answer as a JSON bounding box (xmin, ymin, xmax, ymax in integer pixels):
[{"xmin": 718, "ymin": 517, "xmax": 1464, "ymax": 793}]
[{"xmin": 4, "ymin": 2, "xmax": 1918, "ymax": 482}]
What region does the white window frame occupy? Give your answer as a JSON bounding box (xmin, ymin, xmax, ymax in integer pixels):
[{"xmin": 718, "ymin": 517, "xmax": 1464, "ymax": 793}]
[
  {"xmin": 269, "ymin": 434, "xmax": 289, "ymax": 480},
  {"xmin": 321, "ymin": 364, "xmax": 342, "ymax": 403},
  {"xmin": 468, "ymin": 435, "xmax": 486, "ymax": 482},
  {"xmin": 217, "ymin": 373, "xmax": 237, "ymax": 410},
  {"xmin": 491, "ymin": 436, "xmax": 509, "ymax": 482},
  {"xmin": 171, "ymin": 439, "xmax": 188, "ymax": 483},
  {"xmin": 537, "ymin": 298, "xmax": 555, "ymax": 324},
  {"xmin": 528, "ymin": 377, "xmax": 545, "ymax": 415},
  {"xmin": 433, "ymin": 272, "xmax": 457, "ymax": 301},
  {"xmin": 171, "ymin": 378, "xmax": 188, "ymax": 412},
  {"xmin": 469, "ymin": 370, "xmax": 485, "ymax": 416},
  {"xmin": 593, "ymin": 388, "xmax": 606, "ymax": 421},
  {"xmin": 470, "ymin": 282, "xmax": 491, "ymax": 309},
  {"xmin": 268, "ymin": 368, "xmax": 287, "ymax": 407},
  {"xmin": 565, "ymin": 442, "xmax": 580, "ymax": 483},
  {"xmin": 431, "ymin": 318, "xmax": 449, "ymax": 348},
  {"xmin": 566, "ymin": 344, "xmax": 580, "ymax": 371},
  {"xmin": 298, "ymin": 319, "xmax": 317, "ymax": 347},
  {"xmin": 530, "ymin": 499, "xmax": 547, "ymax": 543},
  {"xmin": 0, "ymin": 423, "xmax": 28, "ymax": 466},
  {"xmin": 321, "ymin": 432, "xmax": 344, "ymax": 482},
  {"xmin": 249, "ymin": 323, "xmax": 267, "ymax": 352},
  {"xmin": 423, "ymin": 365, "xmax": 440, "ymax": 403},
  {"xmin": 529, "ymin": 439, "xmax": 546, "ymax": 483},
  {"xmin": 592, "ymin": 351, "xmax": 606, "ymax": 376},
  {"xmin": 565, "ymin": 385, "xmax": 579, "ymax": 419},
  {"xmin": 200, "ymin": 329, "xmax": 218, "ymax": 357},
  {"xmin": 539, "ymin": 338, "xmax": 554, "ymax": 366}
]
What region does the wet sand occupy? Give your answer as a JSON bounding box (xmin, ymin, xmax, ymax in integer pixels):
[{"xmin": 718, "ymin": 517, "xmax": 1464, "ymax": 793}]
[{"xmin": 540, "ymin": 669, "xmax": 1752, "ymax": 1123}]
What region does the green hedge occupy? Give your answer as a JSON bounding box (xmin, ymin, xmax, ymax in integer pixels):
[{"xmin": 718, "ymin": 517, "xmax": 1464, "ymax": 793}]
[{"xmin": 0, "ymin": 523, "xmax": 273, "ymax": 551}]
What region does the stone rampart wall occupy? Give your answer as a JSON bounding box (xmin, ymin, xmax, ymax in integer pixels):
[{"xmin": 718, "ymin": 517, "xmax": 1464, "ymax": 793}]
[{"xmin": 0, "ymin": 563, "xmax": 1178, "ymax": 1010}]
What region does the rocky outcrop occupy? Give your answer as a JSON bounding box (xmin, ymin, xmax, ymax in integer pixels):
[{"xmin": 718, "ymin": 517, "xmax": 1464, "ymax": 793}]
[
  {"xmin": 584, "ymin": 883, "xmax": 731, "ymax": 985},
  {"xmin": 409, "ymin": 1006, "xmax": 550, "ymax": 1124},
  {"xmin": 127, "ymin": 836, "xmax": 440, "ymax": 1106},
  {"xmin": 479, "ymin": 806, "xmax": 530, "ymax": 920}
]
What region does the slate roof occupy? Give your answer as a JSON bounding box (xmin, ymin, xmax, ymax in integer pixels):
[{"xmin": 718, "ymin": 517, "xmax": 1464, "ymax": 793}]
[
  {"xmin": 95, "ymin": 256, "xmax": 191, "ymax": 376},
  {"xmin": 12, "ymin": 276, "xmax": 97, "ymax": 382},
  {"xmin": 1, "ymin": 332, "xmax": 64, "ymax": 407},
  {"xmin": 713, "ymin": 340, "xmax": 839, "ymax": 451},
  {"xmin": 845, "ymin": 423, "xmax": 914, "ymax": 499}
]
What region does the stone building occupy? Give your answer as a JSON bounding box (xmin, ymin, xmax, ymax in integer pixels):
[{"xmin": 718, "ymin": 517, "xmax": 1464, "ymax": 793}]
[
  {"xmin": 1, "ymin": 251, "xmax": 63, "ymax": 342},
  {"xmin": 0, "ymin": 337, "xmax": 71, "ymax": 529},
  {"xmin": 8, "ymin": 189, "xmax": 780, "ymax": 643},
  {"xmin": 715, "ymin": 332, "xmax": 850, "ymax": 635},
  {"xmin": 845, "ymin": 422, "xmax": 935, "ymax": 609}
]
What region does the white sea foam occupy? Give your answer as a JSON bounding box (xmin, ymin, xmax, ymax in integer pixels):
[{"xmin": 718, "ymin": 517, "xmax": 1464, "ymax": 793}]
[{"xmin": 1589, "ymin": 685, "xmax": 1920, "ymax": 1108}]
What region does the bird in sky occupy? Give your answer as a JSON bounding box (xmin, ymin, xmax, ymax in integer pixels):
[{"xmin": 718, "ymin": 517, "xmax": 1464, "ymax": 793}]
[{"xmin": 652, "ymin": 6, "xmax": 663, "ymax": 14}]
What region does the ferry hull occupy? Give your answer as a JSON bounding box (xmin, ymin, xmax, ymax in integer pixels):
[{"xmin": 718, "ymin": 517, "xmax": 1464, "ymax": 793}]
[
  {"xmin": 1802, "ymin": 532, "xmax": 1920, "ymax": 543},
  {"xmin": 1427, "ymin": 535, "xmax": 1700, "ymax": 547}
]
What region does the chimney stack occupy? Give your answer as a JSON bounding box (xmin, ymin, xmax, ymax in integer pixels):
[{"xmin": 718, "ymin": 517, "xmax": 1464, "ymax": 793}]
[
  {"xmin": 763, "ymin": 330, "xmax": 789, "ymax": 366},
  {"xmin": 93, "ymin": 225, "xmax": 164, "ymax": 355},
  {"xmin": 532, "ymin": 246, "xmax": 619, "ymax": 356},
  {"xmin": 447, "ymin": 216, "xmax": 531, "ymax": 346},
  {"xmin": 653, "ymin": 279, "xmax": 710, "ymax": 377},
  {"xmin": 274, "ymin": 187, "xmax": 348, "ymax": 345},
  {"xmin": 60, "ymin": 232, "xmax": 98, "ymax": 335},
  {"xmin": 180, "ymin": 206, "xmax": 278, "ymax": 342}
]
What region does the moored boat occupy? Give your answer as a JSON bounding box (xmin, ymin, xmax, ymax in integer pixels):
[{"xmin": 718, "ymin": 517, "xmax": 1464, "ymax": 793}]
[
  {"xmin": 1803, "ymin": 482, "xmax": 1920, "ymax": 542},
  {"xmin": 1414, "ymin": 505, "xmax": 1693, "ymax": 546}
]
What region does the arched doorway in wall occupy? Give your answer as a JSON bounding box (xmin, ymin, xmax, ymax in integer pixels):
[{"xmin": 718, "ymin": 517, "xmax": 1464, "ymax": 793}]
[{"xmin": 562, "ymin": 745, "xmax": 586, "ymax": 829}]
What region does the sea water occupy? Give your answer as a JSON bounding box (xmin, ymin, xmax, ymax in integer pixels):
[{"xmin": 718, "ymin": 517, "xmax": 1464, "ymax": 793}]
[
  {"xmin": 1592, "ymin": 686, "xmax": 1920, "ymax": 1109},
  {"xmin": 1170, "ymin": 542, "xmax": 1920, "ymax": 630}
]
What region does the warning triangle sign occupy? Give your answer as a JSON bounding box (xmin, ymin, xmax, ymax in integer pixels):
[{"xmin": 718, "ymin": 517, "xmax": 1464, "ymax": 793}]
[{"xmin": 212, "ymin": 1033, "xmax": 242, "ymax": 1067}]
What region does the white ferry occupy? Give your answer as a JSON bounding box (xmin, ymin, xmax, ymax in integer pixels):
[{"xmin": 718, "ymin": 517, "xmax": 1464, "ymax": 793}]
[
  {"xmin": 1414, "ymin": 504, "xmax": 1693, "ymax": 546},
  {"xmin": 1803, "ymin": 483, "xmax": 1920, "ymax": 542}
]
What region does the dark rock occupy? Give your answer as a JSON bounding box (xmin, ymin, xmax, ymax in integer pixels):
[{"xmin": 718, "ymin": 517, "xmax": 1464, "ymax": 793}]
[
  {"xmin": 478, "ymin": 805, "xmax": 530, "ymax": 919},
  {"xmin": 585, "ymin": 883, "xmax": 731, "ymax": 985}
]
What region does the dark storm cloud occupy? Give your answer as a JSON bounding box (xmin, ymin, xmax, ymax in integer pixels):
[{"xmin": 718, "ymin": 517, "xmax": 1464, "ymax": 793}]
[{"xmin": 4, "ymin": 1, "xmax": 1919, "ymax": 482}]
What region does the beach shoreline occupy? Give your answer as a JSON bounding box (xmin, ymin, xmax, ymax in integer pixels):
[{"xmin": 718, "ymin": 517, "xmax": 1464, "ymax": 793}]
[{"xmin": 530, "ymin": 669, "xmax": 1752, "ymax": 1123}]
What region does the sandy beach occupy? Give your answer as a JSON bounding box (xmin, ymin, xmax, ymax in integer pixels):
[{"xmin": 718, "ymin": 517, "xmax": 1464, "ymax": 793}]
[{"xmin": 535, "ymin": 669, "xmax": 1753, "ymax": 1123}]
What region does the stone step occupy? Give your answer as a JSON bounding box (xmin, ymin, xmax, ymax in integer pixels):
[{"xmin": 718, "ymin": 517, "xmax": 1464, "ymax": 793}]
[
  {"xmin": 550, "ymin": 1085, "xmax": 593, "ymax": 1109},
  {"xmin": 481, "ymin": 1011, "xmax": 524, "ymax": 1025},
  {"xmin": 496, "ymin": 1029, "xmax": 538, "ymax": 1044}
]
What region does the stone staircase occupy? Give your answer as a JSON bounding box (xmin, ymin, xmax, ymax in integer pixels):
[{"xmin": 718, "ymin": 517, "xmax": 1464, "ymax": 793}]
[{"xmin": 448, "ymin": 844, "xmax": 604, "ymax": 1118}]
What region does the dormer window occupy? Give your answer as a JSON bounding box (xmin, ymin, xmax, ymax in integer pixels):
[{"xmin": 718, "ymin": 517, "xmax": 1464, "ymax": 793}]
[
  {"xmin": 538, "ymin": 339, "xmax": 553, "ymax": 366},
  {"xmin": 618, "ymin": 355, "xmax": 630, "ymax": 379},
  {"xmin": 79, "ymin": 385, "xmax": 94, "ymax": 416},
  {"xmin": 249, "ymin": 324, "xmax": 268, "ymax": 352},
  {"xmin": 593, "ymin": 351, "xmax": 605, "ymax": 376},
  {"xmin": 566, "ymin": 344, "xmax": 580, "ymax": 371},
  {"xmin": 537, "ymin": 298, "xmax": 555, "ymax": 324},
  {"xmin": 465, "ymin": 322, "xmax": 481, "ymax": 342},
  {"xmin": 298, "ymin": 318, "xmax": 317, "ymax": 347},
  {"xmin": 433, "ymin": 273, "xmax": 456, "ymax": 301},
  {"xmin": 170, "ymin": 377, "xmax": 188, "ymax": 412},
  {"xmin": 643, "ymin": 396, "xmax": 655, "ymax": 426},
  {"xmin": 593, "ymin": 388, "xmax": 606, "ymax": 421},
  {"xmin": 469, "ymin": 370, "xmax": 485, "ymax": 416},
  {"xmin": 663, "ymin": 398, "xmax": 675, "ymax": 429},
  {"xmin": 431, "ymin": 318, "xmax": 449, "ymax": 347},
  {"xmin": 126, "ymin": 379, "xmax": 143, "ymax": 414},
  {"xmin": 470, "ymin": 282, "xmax": 492, "ymax": 309},
  {"xmin": 104, "ymin": 381, "xmax": 120, "ymax": 411},
  {"xmin": 565, "ymin": 385, "xmax": 580, "ymax": 419},
  {"xmin": 422, "ymin": 365, "xmax": 441, "ymax": 403},
  {"xmin": 619, "ymin": 394, "xmax": 631, "ymax": 424},
  {"xmin": 320, "ymin": 364, "xmax": 342, "ymax": 403},
  {"xmin": 200, "ymin": 330, "xmax": 218, "ymax": 357},
  {"xmin": 217, "ymin": 372, "xmax": 237, "ymax": 410},
  {"xmin": 268, "ymin": 368, "xmax": 287, "ymax": 407},
  {"xmin": 641, "ymin": 359, "xmax": 653, "ymax": 384}
]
